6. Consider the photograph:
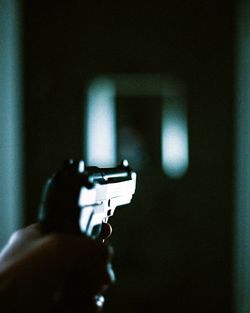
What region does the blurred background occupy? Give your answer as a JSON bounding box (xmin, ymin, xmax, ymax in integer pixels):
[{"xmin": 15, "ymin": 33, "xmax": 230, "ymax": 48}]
[{"xmin": 1, "ymin": 0, "xmax": 250, "ymax": 312}]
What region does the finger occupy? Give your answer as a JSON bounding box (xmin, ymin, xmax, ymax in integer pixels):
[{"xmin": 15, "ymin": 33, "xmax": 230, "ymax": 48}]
[
  {"xmin": 44, "ymin": 234, "xmax": 115, "ymax": 286},
  {"xmin": 0, "ymin": 223, "xmax": 43, "ymax": 265}
]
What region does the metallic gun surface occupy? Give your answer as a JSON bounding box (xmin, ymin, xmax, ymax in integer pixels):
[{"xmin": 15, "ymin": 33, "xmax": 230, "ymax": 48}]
[{"xmin": 39, "ymin": 159, "xmax": 136, "ymax": 238}]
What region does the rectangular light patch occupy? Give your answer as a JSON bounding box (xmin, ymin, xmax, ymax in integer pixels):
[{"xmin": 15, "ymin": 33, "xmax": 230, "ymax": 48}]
[
  {"xmin": 161, "ymin": 100, "xmax": 188, "ymax": 178},
  {"xmin": 85, "ymin": 79, "xmax": 116, "ymax": 167}
]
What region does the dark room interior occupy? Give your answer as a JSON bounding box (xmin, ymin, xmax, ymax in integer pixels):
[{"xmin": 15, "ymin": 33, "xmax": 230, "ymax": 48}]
[{"xmin": 1, "ymin": 0, "xmax": 250, "ymax": 312}]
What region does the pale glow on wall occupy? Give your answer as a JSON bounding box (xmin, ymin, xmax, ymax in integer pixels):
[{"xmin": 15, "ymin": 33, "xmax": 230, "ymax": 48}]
[
  {"xmin": 85, "ymin": 79, "xmax": 116, "ymax": 167},
  {"xmin": 234, "ymin": 1, "xmax": 250, "ymax": 312},
  {"xmin": 161, "ymin": 101, "xmax": 188, "ymax": 178},
  {"xmin": 0, "ymin": 0, "xmax": 23, "ymax": 248}
]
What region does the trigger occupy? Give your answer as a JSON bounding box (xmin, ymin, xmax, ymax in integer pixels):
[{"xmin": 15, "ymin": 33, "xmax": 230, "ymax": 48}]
[{"xmin": 100, "ymin": 222, "xmax": 112, "ymax": 241}]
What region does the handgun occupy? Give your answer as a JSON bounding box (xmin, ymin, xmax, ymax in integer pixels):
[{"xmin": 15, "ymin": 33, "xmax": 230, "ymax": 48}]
[{"xmin": 38, "ymin": 159, "xmax": 136, "ymax": 238}]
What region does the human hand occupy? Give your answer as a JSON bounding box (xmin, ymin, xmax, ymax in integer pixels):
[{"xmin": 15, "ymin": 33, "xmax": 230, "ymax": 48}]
[{"xmin": 0, "ymin": 223, "xmax": 114, "ymax": 313}]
